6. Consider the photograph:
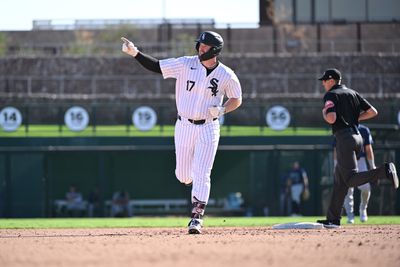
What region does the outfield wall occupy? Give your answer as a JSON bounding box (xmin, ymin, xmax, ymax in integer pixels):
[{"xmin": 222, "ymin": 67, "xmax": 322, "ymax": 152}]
[{"xmin": 0, "ymin": 136, "xmax": 399, "ymax": 218}]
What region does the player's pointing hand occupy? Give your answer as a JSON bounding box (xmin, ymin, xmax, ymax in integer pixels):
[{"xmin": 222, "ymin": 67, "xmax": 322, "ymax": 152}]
[{"xmin": 121, "ymin": 37, "xmax": 139, "ymax": 57}]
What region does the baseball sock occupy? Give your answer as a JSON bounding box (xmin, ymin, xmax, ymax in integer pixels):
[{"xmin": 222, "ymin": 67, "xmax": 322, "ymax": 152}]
[{"xmin": 191, "ymin": 196, "xmax": 206, "ymax": 219}]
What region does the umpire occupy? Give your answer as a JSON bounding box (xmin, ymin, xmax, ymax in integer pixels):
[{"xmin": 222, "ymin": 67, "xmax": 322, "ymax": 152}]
[{"xmin": 317, "ymin": 68, "xmax": 399, "ymax": 228}]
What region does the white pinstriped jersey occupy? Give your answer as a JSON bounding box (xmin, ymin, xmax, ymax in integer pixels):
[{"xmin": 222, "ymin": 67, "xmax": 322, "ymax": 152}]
[{"xmin": 159, "ymin": 56, "xmax": 242, "ymax": 120}]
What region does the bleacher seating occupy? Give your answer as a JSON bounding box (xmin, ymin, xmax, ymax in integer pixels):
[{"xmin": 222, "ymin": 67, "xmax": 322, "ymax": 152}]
[{"xmin": 3, "ymin": 23, "xmax": 400, "ymax": 56}]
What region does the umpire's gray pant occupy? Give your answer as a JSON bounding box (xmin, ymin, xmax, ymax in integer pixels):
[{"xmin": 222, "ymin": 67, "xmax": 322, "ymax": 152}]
[{"xmin": 327, "ymin": 128, "xmax": 385, "ymax": 221}]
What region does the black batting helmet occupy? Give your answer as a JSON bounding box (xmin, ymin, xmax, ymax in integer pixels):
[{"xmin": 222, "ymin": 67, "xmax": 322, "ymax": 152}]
[{"xmin": 195, "ymin": 31, "xmax": 224, "ymax": 61}]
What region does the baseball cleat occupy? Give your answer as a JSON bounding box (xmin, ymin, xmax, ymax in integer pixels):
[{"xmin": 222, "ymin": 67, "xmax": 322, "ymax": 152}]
[
  {"xmin": 317, "ymin": 219, "xmax": 340, "ymax": 229},
  {"xmin": 347, "ymin": 214, "xmax": 355, "ymax": 224},
  {"xmin": 386, "ymin": 163, "xmax": 399, "ymax": 189},
  {"xmin": 188, "ymin": 218, "xmax": 203, "ymax": 234},
  {"xmin": 360, "ymin": 209, "xmax": 368, "ymax": 223}
]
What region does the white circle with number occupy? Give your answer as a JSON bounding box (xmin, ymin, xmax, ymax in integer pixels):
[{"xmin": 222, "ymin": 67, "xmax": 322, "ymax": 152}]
[
  {"xmin": 132, "ymin": 106, "xmax": 157, "ymax": 131},
  {"xmin": 0, "ymin": 107, "xmax": 22, "ymax": 132},
  {"xmin": 266, "ymin": 105, "xmax": 291, "ymax": 131},
  {"xmin": 64, "ymin": 106, "xmax": 89, "ymax": 132}
]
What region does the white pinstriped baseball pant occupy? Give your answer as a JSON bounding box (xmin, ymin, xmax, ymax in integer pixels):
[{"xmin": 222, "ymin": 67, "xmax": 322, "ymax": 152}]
[
  {"xmin": 344, "ymin": 157, "xmax": 371, "ymax": 214},
  {"xmin": 174, "ymin": 117, "xmax": 220, "ymax": 204}
]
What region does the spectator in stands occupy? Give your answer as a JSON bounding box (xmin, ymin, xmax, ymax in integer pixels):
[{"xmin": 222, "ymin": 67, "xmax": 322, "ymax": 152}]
[
  {"xmin": 284, "ymin": 161, "xmax": 310, "ymax": 216},
  {"xmin": 279, "ymin": 173, "xmax": 292, "ymax": 216},
  {"xmin": 65, "ymin": 185, "xmax": 86, "ymax": 217},
  {"xmin": 111, "ymin": 190, "xmax": 132, "ymax": 217},
  {"xmin": 88, "ymin": 186, "xmax": 102, "ymax": 217}
]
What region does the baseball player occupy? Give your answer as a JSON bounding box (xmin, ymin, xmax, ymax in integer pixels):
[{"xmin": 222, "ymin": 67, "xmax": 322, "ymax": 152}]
[
  {"xmin": 284, "ymin": 161, "xmax": 310, "ymax": 216},
  {"xmin": 121, "ymin": 31, "xmax": 242, "ymax": 234},
  {"xmin": 317, "ymin": 68, "xmax": 398, "ymax": 228},
  {"xmin": 333, "ymin": 124, "xmax": 376, "ymax": 223}
]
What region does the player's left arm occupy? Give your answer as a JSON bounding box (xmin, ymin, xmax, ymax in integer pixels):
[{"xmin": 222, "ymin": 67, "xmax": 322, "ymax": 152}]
[
  {"xmin": 223, "ymin": 74, "xmax": 242, "ymax": 113},
  {"xmin": 209, "ymin": 97, "xmax": 241, "ymax": 117},
  {"xmin": 209, "ymin": 74, "xmax": 242, "ymax": 117},
  {"xmin": 223, "ymin": 97, "xmax": 242, "ymax": 113}
]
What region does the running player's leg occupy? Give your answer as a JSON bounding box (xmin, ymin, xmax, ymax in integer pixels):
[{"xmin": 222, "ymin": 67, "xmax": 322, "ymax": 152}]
[
  {"xmin": 344, "ymin": 146, "xmax": 364, "ymax": 224},
  {"xmin": 357, "ymin": 158, "xmax": 370, "ymax": 222},
  {"xmin": 344, "ymin": 187, "xmax": 355, "ymax": 223},
  {"xmin": 187, "ymin": 122, "xmax": 220, "ymax": 234},
  {"xmin": 358, "ymin": 182, "xmax": 371, "ymax": 222},
  {"xmin": 174, "ymin": 120, "xmax": 195, "ymax": 185},
  {"xmin": 191, "ymin": 121, "xmax": 220, "ymax": 204}
]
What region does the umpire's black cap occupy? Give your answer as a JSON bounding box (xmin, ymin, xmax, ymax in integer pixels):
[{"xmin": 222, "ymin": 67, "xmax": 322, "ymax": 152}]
[{"xmin": 318, "ymin": 68, "xmax": 342, "ymax": 80}]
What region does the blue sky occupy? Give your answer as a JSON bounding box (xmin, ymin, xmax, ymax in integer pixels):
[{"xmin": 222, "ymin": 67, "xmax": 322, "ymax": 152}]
[{"xmin": 0, "ymin": 0, "xmax": 259, "ymax": 30}]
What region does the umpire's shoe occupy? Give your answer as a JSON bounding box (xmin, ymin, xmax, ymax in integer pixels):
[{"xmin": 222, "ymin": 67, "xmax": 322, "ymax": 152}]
[
  {"xmin": 386, "ymin": 163, "xmax": 399, "ymax": 189},
  {"xmin": 316, "ymin": 219, "xmax": 340, "ymax": 229},
  {"xmin": 188, "ymin": 218, "xmax": 203, "ymax": 234}
]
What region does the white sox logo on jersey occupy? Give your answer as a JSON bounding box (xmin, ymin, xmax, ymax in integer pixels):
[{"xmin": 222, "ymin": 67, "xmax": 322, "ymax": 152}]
[{"xmin": 208, "ymin": 78, "xmax": 219, "ymax": 96}]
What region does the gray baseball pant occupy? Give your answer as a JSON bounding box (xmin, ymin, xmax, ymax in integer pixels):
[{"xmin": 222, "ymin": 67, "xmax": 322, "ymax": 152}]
[{"xmin": 327, "ymin": 127, "xmax": 386, "ymax": 221}]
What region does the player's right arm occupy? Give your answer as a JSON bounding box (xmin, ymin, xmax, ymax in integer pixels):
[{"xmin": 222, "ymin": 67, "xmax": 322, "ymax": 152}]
[{"xmin": 121, "ymin": 37, "xmax": 162, "ymax": 74}]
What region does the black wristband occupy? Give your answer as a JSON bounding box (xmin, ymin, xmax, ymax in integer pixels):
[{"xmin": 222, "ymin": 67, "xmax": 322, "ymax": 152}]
[{"xmin": 135, "ymin": 52, "xmax": 162, "ymax": 74}]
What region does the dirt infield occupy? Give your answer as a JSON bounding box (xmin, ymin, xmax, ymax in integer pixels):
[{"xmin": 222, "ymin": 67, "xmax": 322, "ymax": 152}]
[{"xmin": 1, "ymin": 225, "xmax": 399, "ymax": 267}]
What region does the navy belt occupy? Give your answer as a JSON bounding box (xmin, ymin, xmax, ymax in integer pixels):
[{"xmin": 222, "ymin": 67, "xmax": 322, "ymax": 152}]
[{"xmin": 178, "ymin": 115, "xmax": 217, "ymax": 125}]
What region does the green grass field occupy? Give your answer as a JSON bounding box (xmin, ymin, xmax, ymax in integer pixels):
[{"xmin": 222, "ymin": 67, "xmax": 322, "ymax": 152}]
[
  {"xmin": 0, "ymin": 125, "xmax": 331, "ymax": 137},
  {"xmin": 1, "ymin": 216, "xmax": 399, "ymax": 229}
]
